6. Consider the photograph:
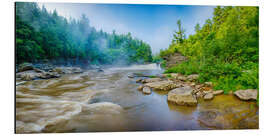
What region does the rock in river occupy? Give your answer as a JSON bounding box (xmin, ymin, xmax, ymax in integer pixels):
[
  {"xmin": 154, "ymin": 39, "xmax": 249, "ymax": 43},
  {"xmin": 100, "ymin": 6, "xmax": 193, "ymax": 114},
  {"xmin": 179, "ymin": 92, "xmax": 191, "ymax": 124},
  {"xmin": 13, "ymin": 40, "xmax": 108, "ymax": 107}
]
[
  {"xmin": 234, "ymin": 89, "xmax": 258, "ymax": 101},
  {"xmin": 18, "ymin": 63, "xmax": 34, "ymax": 72},
  {"xmin": 141, "ymin": 78, "xmax": 162, "ymax": 83},
  {"xmin": 137, "ymin": 85, "xmax": 144, "ymax": 91},
  {"xmin": 142, "ymin": 87, "xmax": 151, "ymax": 95},
  {"xmin": 204, "ymin": 93, "xmax": 214, "ymax": 100},
  {"xmin": 167, "ymin": 86, "xmax": 197, "ymax": 106},
  {"xmin": 213, "ymin": 90, "xmax": 224, "ymax": 96},
  {"xmin": 144, "ymin": 80, "xmax": 178, "ymax": 91}
]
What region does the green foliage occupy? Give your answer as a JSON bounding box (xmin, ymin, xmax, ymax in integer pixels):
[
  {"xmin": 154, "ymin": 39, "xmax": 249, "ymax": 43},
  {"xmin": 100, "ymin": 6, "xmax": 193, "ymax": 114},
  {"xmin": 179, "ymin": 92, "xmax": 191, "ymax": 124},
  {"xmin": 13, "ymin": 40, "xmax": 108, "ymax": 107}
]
[
  {"xmin": 15, "ymin": 2, "xmax": 152, "ymax": 65},
  {"xmin": 162, "ymin": 6, "xmax": 259, "ymax": 93}
]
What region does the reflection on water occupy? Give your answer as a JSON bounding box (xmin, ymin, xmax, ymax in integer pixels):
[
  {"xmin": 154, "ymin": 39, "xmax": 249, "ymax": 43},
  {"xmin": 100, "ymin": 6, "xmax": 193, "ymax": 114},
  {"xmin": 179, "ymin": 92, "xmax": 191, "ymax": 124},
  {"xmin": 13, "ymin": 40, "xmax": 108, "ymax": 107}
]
[{"xmin": 16, "ymin": 64, "xmax": 258, "ymax": 133}]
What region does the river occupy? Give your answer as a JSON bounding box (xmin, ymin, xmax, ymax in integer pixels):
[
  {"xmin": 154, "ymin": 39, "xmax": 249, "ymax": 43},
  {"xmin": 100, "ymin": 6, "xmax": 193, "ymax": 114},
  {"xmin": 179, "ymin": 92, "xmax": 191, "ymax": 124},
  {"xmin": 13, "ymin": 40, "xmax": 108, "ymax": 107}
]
[{"xmin": 15, "ymin": 64, "xmax": 258, "ymax": 133}]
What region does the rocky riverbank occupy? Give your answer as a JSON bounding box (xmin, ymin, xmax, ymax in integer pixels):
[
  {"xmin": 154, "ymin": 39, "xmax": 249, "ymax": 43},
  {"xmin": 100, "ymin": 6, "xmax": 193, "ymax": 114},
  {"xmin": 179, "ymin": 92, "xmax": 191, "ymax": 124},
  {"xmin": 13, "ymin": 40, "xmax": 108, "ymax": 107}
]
[
  {"xmin": 15, "ymin": 63, "xmax": 258, "ymax": 132},
  {"xmin": 135, "ymin": 73, "xmax": 258, "ymax": 105},
  {"xmin": 16, "ymin": 63, "xmax": 88, "ymax": 83}
]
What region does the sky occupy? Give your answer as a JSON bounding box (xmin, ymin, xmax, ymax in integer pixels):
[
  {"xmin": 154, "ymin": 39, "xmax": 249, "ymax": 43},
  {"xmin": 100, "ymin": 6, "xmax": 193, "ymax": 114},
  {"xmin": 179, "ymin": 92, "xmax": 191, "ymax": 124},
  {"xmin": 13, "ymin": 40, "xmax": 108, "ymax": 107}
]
[{"xmin": 38, "ymin": 3, "xmax": 215, "ymax": 54}]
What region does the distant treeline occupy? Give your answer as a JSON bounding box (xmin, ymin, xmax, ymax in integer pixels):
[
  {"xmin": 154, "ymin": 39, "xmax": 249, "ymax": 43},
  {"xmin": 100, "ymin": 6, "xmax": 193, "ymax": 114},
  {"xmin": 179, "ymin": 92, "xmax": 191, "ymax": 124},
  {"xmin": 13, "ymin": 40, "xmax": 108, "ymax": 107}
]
[
  {"xmin": 160, "ymin": 6, "xmax": 259, "ymax": 92},
  {"xmin": 15, "ymin": 2, "xmax": 153, "ymax": 65}
]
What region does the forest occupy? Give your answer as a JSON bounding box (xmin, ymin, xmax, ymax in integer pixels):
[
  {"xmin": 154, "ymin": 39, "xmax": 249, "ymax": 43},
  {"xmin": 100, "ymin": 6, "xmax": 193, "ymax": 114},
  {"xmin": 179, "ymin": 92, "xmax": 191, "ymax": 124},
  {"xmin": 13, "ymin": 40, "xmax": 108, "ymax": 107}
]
[
  {"xmin": 15, "ymin": 3, "xmax": 259, "ymax": 93},
  {"xmin": 15, "ymin": 2, "xmax": 153, "ymax": 65},
  {"xmin": 159, "ymin": 6, "xmax": 259, "ymax": 93}
]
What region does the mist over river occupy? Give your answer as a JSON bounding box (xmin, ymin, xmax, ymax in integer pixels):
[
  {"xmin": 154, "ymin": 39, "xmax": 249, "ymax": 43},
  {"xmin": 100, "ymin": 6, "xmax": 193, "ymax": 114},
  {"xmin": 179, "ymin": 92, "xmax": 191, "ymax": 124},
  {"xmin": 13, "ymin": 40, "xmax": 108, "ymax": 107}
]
[{"xmin": 16, "ymin": 64, "xmax": 258, "ymax": 133}]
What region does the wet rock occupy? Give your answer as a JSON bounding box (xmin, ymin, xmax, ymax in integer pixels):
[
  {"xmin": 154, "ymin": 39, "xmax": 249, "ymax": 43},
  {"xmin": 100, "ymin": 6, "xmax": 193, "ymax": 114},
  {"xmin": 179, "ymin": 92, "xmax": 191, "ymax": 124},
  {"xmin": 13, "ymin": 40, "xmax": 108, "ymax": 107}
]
[
  {"xmin": 141, "ymin": 78, "xmax": 162, "ymax": 83},
  {"xmin": 213, "ymin": 90, "xmax": 224, "ymax": 96},
  {"xmin": 195, "ymin": 91, "xmax": 205, "ymax": 98},
  {"xmin": 234, "ymin": 89, "xmax": 258, "ymax": 101},
  {"xmin": 195, "ymin": 84, "xmax": 203, "ymax": 90},
  {"xmin": 40, "ymin": 72, "xmax": 60, "ymax": 79},
  {"xmin": 34, "ymin": 63, "xmax": 54, "ymax": 72},
  {"xmin": 204, "ymin": 82, "xmax": 213, "ymax": 87},
  {"xmin": 187, "ymin": 74, "xmax": 199, "ymax": 81},
  {"xmin": 142, "ymin": 87, "xmax": 151, "ymax": 95},
  {"xmin": 18, "ymin": 63, "xmax": 34, "ymax": 72},
  {"xmin": 145, "ymin": 80, "xmax": 178, "ymax": 91},
  {"xmin": 18, "ymin": 70, "xmax": 41, "ymax": 81},
  {"xmin": 204, "ymin": 93, "xmax": 214, "ymax": 100},
  {"xmin": 137, "ymin": 85, "xmax": 144, "ymax": 91},
  {"xmin": 33, "ymin": 68, "xmax": 44, "ymax": 73},
  {"xmin": 52, "ymin": 67, "xmax": 65, "ymax": 74},
  {"xmin": 167, "ymin": 86, "xmax": 197, "ymax": 106},
  {"xmin": 127, "ymin": 75, "xmax": 134, "ymax": 78},
  {"xmin": 136, "ymin": 79, "xmax": 142, "ymax": 83}
]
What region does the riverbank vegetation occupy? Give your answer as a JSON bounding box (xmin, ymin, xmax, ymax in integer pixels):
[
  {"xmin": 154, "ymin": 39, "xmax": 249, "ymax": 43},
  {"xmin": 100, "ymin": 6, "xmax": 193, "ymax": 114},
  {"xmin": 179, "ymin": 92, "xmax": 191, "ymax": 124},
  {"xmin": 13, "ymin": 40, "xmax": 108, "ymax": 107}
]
[
  {"xmin": 160, "ymin": 6, "xmax": 259, "ymax": 93},
  {"xmin": 16, "ymin": 2, "xmax": 153, "ymax": 65}
]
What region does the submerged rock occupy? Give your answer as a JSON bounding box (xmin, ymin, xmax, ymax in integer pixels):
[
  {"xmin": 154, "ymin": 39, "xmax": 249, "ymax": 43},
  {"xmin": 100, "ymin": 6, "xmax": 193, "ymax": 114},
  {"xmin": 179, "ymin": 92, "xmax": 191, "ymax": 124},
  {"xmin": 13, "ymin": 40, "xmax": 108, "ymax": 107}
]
[
  {"xmin": 167, "ymin": 86, "xmax": 197, "ymax": 106},
  {"xmin": 197, "ymin": 109, "xmax": 226, "ymax": 129},
  {"xmin": 142, "ymin": 87, "xmax": 151, "ymax": 95},
  {"xmin": 145, "ymin": 80, "xmax": 178, "ymax": 91},
  {"xmin": 234, "ymin": 89, "xmax": 258, "ymax": 101}
]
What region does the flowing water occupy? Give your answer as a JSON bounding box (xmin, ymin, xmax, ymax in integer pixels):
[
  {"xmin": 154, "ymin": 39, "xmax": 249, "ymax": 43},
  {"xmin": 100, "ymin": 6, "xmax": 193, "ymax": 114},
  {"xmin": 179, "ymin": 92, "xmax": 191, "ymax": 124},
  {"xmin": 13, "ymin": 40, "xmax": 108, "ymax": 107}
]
[{"xmin": 15, "ymin": 64, "xmax": 258, "ymax": 133}]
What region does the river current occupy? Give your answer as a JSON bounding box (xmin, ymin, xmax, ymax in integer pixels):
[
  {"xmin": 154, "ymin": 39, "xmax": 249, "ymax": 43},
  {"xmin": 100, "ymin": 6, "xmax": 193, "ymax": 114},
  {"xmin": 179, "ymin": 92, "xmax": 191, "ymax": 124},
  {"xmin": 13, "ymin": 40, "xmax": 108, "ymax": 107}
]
[{"xmin": 15, "ymin": 64, "xmax": 258, "ymax": 133}]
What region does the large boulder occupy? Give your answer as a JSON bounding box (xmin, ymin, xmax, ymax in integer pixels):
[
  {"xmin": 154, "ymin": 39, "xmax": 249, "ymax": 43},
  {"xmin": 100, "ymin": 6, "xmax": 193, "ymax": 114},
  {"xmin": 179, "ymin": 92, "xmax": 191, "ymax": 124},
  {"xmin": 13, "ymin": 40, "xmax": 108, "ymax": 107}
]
[
  {"xmin": 144, "ymin": 80, "xmax": 178, "ymax": 91},
  {"xmin": 167, "ymin": 86, "xmax": 197, "ymax": 106},
  {"xmin": 141, "ymin": 78, "xmax": 162, "ymax": 83},
  {"xmin": 234, "ymin": 89, "xmax": 258, "ymax": 101},
  {"xmin": 18, "ymin": 63, "xmax": 34, "ymax": 72}
]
